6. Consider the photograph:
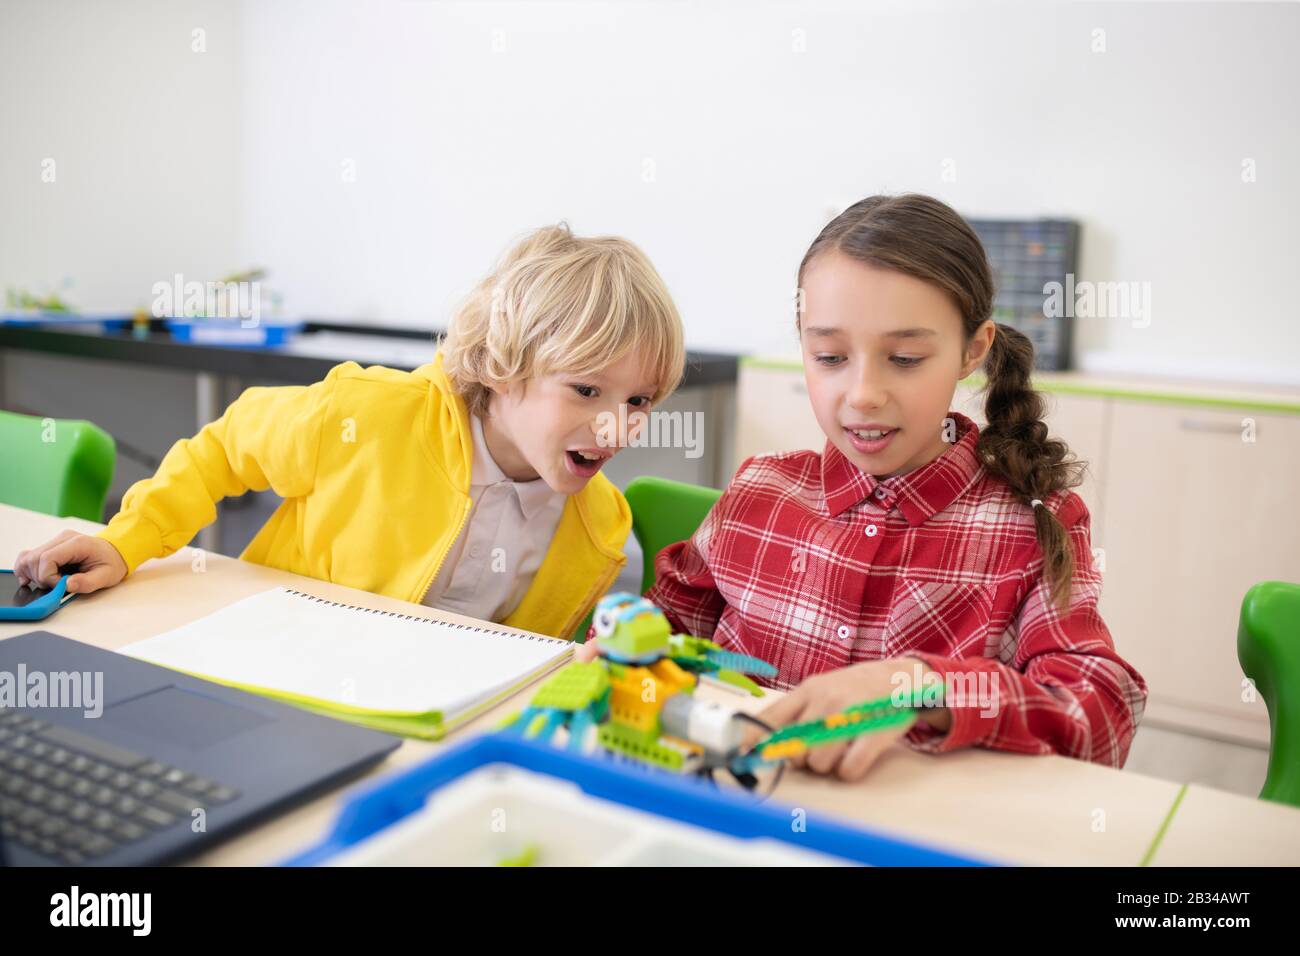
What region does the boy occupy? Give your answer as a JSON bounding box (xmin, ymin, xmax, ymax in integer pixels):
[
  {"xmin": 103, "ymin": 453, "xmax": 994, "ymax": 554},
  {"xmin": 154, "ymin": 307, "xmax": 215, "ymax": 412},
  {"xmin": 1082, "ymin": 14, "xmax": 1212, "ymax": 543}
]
[{"xmin": 14, "ymin": 224, "xmax": 685, "ymax": 640}]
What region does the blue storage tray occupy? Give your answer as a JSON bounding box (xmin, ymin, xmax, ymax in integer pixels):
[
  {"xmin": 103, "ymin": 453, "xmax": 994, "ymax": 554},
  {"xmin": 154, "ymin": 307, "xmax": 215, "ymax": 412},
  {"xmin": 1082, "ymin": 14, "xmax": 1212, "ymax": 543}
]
[
  {"xmin": 164, "ymin": 318, "xmax": 303, "ymax": 347},
  {"xmin": 281, "ymin": 733, "xmax": 991, "ymax": 866},
  {"xmin": 0, "ymin": 312, "xmax": 132, "ymax": 331}
]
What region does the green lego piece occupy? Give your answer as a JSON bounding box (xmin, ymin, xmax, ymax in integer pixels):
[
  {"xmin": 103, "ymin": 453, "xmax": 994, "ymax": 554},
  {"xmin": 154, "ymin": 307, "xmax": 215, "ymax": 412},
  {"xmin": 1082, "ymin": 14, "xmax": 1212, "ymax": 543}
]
[
  {"xmin": 530, "ymin": 661, "xmax": 610, "ymax": 710},
  {"xmin": 667, "ymin": 634, "xmax": 778, "ymax": 682},
  {"xmin": 757, "ymin": 692, "xmax": 925, "ymax": 752},
  {"xmin": 668, "ymin": 633, "xmax": 715, "ymax": 658},
  {"xmin": 788, "ymin": 709, "xmax": 915, "ymax": 749},
  {"xmin": 708, "ymin": 668, "xmax": 764, "ymax": 697},
  {"xmin": 496, "ymin": 843, "xmax": 540, "ymax": 867},
  {"xmin": 597, "ymin": 722, "xmax": 685, "ymax": 771},
  {"xmin": 603, "ymin": 609, "xmax": 672, "ymax": 658}
]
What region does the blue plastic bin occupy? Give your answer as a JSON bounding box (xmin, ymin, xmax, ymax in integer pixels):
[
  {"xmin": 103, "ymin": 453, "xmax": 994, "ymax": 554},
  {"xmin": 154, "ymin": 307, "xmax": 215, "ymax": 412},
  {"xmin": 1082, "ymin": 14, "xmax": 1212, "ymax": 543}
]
[
  {"xmin": 282, "ymin": 733, "xmax": 993, "ymax": 866},
  {"xmin": 164, "ymin": 318, "xmax": 303, "ymax": 347}
]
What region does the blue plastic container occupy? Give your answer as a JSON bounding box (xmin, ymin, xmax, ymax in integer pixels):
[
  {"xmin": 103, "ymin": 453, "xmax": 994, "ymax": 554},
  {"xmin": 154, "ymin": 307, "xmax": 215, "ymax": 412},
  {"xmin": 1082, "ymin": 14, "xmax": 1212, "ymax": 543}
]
[
  {"xmin": 281, "ymin": 733, "xmax": 992, "ymax": 866},
  {"xmin": 164, "ymin": 318, "xmax": 303, "ymax": 347},
  {"xmin": 0, "ymin": 312, "xmax": 132, "ymax": 331}
]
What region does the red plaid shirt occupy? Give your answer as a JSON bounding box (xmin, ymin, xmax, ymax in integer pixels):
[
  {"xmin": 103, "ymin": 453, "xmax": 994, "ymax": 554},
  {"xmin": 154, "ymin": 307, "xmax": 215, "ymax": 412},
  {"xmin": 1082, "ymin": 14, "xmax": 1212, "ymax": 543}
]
[{"xmin": 644, "ymin": 411, "xmax": 1148, "ymax": 767}]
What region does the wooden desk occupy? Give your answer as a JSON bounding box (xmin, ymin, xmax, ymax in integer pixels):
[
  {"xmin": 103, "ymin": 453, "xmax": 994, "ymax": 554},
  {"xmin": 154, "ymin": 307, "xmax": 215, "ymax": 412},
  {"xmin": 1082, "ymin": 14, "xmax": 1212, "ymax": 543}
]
[
  {"xmin": 3, "ymin": 503, "xmax": 1294, "ymax": 866},
  {"xmin": 1145, "ymin": 784, "xmax": 1300, "ymax": 866}
]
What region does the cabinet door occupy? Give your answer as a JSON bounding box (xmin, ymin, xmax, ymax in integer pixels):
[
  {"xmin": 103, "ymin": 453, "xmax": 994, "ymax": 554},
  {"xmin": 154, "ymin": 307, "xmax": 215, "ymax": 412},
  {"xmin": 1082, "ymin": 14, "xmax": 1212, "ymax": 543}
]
[
  {"xmin": 1099, "ymin": 401, "xmax": 1300, "ymax": 744},
  {"xmin": 734, "ymin": 364, "xmax": 826, "ymax": 462},
  {"xmin": 953, "ymin": 385, "xmax": 1107, "ymax": 527}
]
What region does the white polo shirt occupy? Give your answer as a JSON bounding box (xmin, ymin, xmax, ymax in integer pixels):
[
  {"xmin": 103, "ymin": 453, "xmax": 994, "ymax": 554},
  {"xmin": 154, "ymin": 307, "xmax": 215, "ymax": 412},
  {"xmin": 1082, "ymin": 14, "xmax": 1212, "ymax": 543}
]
[{"xmin": 421, "ymin": 412, "xmax": 567, "ymax": 623}]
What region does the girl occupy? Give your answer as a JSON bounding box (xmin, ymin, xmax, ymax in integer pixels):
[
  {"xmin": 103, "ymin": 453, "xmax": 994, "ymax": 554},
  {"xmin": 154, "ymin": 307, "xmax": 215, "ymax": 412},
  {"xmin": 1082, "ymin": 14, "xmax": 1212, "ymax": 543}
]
[{"xmin": 646, "ymin": 194, "xmax": 1148, "ymax": 779}]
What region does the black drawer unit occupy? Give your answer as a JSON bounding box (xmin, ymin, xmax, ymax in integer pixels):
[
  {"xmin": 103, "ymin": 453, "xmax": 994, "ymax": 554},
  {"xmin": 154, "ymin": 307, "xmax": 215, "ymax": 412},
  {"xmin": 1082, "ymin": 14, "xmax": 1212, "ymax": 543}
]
[{"xmin": 968, "ymin": 218, "xmax": 1080, "ymax": 371}]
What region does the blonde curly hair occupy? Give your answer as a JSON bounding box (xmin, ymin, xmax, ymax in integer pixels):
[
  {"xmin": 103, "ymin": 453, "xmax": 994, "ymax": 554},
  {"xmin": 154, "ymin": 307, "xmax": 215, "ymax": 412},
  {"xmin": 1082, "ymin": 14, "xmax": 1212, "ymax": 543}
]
[{"xmin": 440, "ymin": 224, "xmax": 685, "ymax": 418}]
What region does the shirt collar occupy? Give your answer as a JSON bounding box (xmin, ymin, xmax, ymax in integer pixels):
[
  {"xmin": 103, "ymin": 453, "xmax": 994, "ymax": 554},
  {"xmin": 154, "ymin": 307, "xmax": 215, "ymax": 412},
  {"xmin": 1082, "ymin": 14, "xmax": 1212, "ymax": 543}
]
[
  {"xmin": 821, "ymin": 411, "xmax": 983, "ymax": 525},
  {"xmin": 470, "ymin": 413, "xmax": 562, "ymax": 521}
]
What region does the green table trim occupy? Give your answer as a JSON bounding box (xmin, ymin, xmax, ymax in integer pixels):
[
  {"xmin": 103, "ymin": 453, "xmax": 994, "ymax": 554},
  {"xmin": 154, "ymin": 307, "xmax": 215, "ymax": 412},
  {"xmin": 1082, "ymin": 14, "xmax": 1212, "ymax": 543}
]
[{"xmin": 1139, "ymin": 783, "xmax": 1188, "ymax": 867}]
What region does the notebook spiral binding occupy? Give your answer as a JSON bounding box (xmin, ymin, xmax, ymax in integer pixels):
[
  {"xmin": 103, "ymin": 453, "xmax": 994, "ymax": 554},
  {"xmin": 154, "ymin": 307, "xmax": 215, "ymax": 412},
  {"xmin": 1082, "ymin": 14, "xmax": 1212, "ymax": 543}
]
[{"xmin": 279, "ymin": 587, "xmax": 566, "ymax": 645}]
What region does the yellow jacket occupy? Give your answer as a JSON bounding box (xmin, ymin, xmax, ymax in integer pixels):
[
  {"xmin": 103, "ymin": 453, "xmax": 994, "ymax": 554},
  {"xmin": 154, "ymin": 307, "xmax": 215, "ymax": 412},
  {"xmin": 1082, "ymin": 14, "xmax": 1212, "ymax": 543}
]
[{"xmin": 97, "ymin": 353, "xmax": 631, "ymax": 639}]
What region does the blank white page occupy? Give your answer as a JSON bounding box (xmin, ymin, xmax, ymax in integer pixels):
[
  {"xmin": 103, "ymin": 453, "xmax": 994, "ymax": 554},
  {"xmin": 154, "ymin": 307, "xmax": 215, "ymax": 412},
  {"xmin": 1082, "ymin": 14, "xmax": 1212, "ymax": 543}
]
[{"xmin": 122, "ymin": 587, "xmax": 573, "ymax": 716}]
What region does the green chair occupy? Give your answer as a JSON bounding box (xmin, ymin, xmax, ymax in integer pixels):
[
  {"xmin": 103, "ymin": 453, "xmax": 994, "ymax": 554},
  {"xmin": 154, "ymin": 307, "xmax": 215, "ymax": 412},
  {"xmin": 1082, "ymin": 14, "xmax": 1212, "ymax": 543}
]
[
  {"xmin": 624, "ymin": 476, "xmax": 723, "ymax": 594},
  {"xmin": 570, "ymin": 476, "xmax": 722, "ymax": 642},
  {"xmin": 1237, "ymin": 581, "xmax": 1300, "ymax": 808},
  {"xmin": 0, "ymin": 410, "xmax": 116, "ymax": 522}
]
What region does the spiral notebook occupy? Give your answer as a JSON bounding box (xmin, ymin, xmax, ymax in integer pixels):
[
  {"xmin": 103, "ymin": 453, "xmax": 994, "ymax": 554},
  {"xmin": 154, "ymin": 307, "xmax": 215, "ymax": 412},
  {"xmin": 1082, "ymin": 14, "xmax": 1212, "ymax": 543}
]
[{"xmin": 121, "ymin": 587, "xmax": 575, "ymax": 740}]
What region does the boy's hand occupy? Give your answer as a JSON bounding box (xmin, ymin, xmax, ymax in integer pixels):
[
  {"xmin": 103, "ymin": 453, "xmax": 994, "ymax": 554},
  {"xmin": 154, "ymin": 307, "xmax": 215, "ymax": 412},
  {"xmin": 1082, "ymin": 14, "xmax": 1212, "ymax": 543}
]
[
  {"xmin": 758, "ymin": 658, "xmax": 951, "ymax": 782},
  {"xmin": 13, "ymin": 531, "xmax": 128, "ymax": 595}
]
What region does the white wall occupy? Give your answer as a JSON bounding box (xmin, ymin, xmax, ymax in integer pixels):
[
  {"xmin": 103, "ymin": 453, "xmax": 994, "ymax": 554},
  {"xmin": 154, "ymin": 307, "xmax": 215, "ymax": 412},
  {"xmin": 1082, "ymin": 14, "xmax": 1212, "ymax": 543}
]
[
  {"xmin": 232, "ymin": 0, "xmax": 1300, "ymax": 380},
  {"xmin": 0, "ymin": 0, "xmax": 242, "ymax": 312},
  {"xmin": 4, "ymin": 1, "xmax": 1298, "ymax": 382}
]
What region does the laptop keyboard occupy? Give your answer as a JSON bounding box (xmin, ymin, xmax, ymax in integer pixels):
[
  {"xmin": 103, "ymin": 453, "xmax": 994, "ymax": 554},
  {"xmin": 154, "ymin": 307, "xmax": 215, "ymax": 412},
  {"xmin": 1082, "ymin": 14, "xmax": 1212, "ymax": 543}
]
[{"xmin": 0, "ymin": 708, "xmax": 240, "ymax": 864}]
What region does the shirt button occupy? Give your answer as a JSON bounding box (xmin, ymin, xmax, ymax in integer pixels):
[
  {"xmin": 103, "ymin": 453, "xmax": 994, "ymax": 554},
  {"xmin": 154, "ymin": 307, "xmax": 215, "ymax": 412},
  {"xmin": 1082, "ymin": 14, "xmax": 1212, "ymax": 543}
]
[
  {"xmin": 836, "ymin": 624, "xmax": 852, "ymax": 641},
  {"xmin": 875, "ymin": 487, "xmax": 888, "ymax": 497},
  {"xmin": 469, "ymin": 545, "xmax": 482, "ymax": 559},
  {"xmin": 864, "ymin": 524, "xmax": 878, "ymax": 537}
]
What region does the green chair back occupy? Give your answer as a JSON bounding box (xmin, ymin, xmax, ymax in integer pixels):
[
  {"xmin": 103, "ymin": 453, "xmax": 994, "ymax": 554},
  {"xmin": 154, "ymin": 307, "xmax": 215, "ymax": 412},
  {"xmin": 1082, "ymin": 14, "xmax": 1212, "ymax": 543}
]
[
  {"xmin": 624, "ymin": 476, "xmax": 723, "ymax": 594},
  {"xmin": 570, "ymin": 476, "xmax": 722, "ymax": 642},
  {"xmin": 0, "ymin": 410, "xmax": 116, "ymax": 522},
  {"xmin": 1238, "ymin": 580, "xmax": 1300, "ymax": 807}
]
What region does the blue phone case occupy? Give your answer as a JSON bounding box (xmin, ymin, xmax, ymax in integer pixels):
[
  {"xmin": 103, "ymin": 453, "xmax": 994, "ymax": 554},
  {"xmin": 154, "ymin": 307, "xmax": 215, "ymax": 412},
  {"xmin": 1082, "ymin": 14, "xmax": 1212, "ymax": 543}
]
[{"xmin": 0, "ymin": 570, "xmax": 76, "ymax": 621}]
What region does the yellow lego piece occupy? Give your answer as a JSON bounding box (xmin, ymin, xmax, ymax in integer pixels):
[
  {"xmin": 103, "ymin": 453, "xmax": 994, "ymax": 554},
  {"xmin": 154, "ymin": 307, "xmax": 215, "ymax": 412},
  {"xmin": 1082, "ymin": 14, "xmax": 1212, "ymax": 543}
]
[
  {"xmin": 661, "ymin": 735, "xmax": 705, "ymax": 757},
  {"xmin": 649, "ymin": 657, "xmax": 697, "ymax": 693},
  {"xmin": 607, "ymin": 666, "xmax": 663, "ymax": 732},
  {"xmin": 605, "ymin": 661, "xmax": 694, "ymax": 733},
  {"xmin": 761, "ymin": 739, "xmax": 808, "ymax": 760}
]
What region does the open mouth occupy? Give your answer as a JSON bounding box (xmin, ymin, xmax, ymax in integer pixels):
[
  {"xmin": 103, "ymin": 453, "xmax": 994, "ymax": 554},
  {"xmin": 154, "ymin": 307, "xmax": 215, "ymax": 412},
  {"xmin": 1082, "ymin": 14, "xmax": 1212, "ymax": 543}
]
[
  {"xmin": 844, "ymin": 426, "xmax": 898, "ymax": 455},
  {"xmin": 564, "ymin": 448, "xmax": 611, "ymax": 477}
]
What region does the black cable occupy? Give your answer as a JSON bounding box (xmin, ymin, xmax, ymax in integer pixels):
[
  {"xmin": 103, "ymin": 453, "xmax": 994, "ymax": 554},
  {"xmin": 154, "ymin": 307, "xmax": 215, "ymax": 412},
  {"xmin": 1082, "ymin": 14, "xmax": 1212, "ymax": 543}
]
[{"xmin": 729, "ymin": 711, "xmax": 786, "ymax": 800}]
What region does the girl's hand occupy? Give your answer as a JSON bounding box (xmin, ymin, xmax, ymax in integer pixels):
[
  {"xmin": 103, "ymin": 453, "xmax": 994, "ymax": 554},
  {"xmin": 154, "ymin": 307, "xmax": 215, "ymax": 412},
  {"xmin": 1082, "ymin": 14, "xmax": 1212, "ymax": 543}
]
[
  {"xmin": 13, "ymin": 531, "xmax": 128, "ymax": 595},
  {"xmin": 758, "ymin": 658, "xmax": 951, "ymax": 782}
]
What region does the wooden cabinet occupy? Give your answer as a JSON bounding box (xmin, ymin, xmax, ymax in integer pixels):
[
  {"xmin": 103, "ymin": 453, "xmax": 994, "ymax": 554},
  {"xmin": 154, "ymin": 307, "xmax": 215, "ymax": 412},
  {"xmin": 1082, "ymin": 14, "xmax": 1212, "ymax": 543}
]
[
  {"xmin": 736, "ymin": 359, "xmax": 1300, "ymax": 746},
  {"xmin": 733, "ymin": 363, "xmax": 825, "ymax": 460},
  {"xmin": 1099, "ymin": 402, "xmax": 1300, "ymax": 745}
]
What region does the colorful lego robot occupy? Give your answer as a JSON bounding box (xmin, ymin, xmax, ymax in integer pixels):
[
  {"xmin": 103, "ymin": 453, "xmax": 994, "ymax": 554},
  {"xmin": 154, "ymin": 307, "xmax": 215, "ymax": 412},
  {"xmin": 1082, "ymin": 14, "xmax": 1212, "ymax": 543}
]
[{"xmin": 502, "ymin": 593, "xmax": 929, "ymax": 795}]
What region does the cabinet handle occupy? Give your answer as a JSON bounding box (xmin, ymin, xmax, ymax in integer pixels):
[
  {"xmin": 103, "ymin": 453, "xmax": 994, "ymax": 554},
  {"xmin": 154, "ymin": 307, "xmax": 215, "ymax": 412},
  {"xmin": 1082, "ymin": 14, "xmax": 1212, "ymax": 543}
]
[{"xmin": 1179, "ymin": 418, "xmax": 1248, "ymax": 435}]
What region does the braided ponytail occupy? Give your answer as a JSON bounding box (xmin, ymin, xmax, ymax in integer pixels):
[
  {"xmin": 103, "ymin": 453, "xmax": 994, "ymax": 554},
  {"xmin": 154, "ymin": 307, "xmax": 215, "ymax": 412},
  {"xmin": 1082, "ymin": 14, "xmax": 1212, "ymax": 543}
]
[{"xmin": 978, "ymin": 322, "xmax": 1086, "ymax": 609}]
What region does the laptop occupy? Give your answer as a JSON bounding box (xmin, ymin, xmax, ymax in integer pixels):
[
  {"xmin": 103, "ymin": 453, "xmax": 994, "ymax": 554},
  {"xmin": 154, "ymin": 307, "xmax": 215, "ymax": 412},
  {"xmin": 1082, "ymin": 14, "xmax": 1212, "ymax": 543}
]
[{"xmin": 0, "ymin": 630, "xmax": 401, "ymax": 865}]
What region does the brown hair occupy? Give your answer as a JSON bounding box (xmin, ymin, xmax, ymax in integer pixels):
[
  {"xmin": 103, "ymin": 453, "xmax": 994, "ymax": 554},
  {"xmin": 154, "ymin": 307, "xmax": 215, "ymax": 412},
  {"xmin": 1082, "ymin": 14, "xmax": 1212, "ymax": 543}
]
[{"xmin": 797, "ymin": 194, "xmax": 1085, "ymax": 609}]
